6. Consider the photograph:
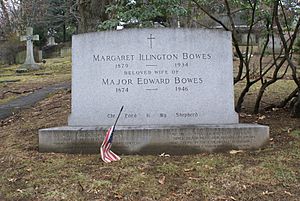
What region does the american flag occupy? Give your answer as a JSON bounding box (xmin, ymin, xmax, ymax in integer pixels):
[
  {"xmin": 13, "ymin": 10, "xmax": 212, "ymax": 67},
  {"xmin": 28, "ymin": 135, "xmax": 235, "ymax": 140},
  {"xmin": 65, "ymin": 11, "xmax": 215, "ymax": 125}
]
[{"xmin": 100, "ymin": 125, "xmax": 121, "ymax": 163}]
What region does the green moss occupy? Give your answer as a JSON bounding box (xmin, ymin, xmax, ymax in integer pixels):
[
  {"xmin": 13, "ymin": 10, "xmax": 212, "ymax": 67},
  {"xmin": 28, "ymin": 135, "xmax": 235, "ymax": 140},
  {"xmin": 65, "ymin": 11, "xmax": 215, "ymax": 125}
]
[{"xmin": 156, "ymin": 162, "xmax": 180, "ymax": 176}]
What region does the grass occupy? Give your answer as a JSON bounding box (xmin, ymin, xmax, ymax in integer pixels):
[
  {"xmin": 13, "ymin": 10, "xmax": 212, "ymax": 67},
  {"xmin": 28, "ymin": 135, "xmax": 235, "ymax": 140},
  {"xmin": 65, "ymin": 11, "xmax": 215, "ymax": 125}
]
[
  {"xmin": 0, "ymin": 57, "xmax": 71, "ymax": 104},
  {"xmin": 1, "ymin": 143, "xmax": 299, "ymax": 200},
  {"xmin": 0, "ymin": 55, "xmax": 300, "ymax": 200},
  {"xmin": 290, "ymin": 130, "xmax": 300, "ymax": 139}
]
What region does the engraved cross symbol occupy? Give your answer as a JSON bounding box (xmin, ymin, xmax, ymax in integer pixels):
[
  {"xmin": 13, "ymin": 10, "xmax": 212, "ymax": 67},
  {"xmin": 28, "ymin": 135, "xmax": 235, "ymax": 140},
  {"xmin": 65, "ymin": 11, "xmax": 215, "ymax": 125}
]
[{"xmin": 147, "ymin": 34, "xmax": 155, "ymax": 48}]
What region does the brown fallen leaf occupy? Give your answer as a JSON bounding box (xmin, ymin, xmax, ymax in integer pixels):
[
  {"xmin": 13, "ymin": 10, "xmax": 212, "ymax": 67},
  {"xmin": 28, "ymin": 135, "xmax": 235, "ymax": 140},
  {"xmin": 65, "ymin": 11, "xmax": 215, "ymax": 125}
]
[
  {"xmin": 188, "ymin": 177, "xmax": 201, "ymax": 181},
  {"xmin": 26, "ymin": 168, "xmax": 32, "ymax": 172},
  {"xmin": 16, "ymin": 189, "xmax": 23, "ymax": 193},
  {"xmin": 262, "ymin": 190, "xmax": 274, "ymax": 195},
  {"xmin": 8, "ymin": 178, "xmax": 17, "ymax": 182},
  {"xmin": 184, "ymin": 167, "xmax": 195, "ymax": 172},
  {"xmin": 230, "ymin": 196, "xmax": 237, "ymax": 200},
  {"xmin": 114, "ymin": 193, "xmax": 123, "ymax": 199},
  {"xmin": 158, "ymin": 176, "xmax": 166, "ymax": 185},
  {"xmin": 229, "ymin": 150, "xmax": 244, "ymax": 154},
  {"xmin": 284, "ymin": 191, "xmax": 293, "ymax": 196},
  {"xmin": 186, "ymin": 189, "xmax": 193, "ymax": 195},
  {"xmin": 204, "ymin": 165, "xmax": 213, "ymax": 170},
  {"xmin": 240, "ymin": 113, "xmax": 252, "ymax": 117},
  {"xmin": 159, "ymin": 153, "xmax": 170, "ymax": 157}
]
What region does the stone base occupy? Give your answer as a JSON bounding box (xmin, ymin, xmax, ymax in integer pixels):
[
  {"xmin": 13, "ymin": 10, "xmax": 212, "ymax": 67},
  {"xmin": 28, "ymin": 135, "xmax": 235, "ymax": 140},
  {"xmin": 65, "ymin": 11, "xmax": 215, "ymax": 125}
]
[
  {"xmin": 39, "ymin": 124, "xmax": 269, "ymax": 155},
  {"xmin": 17, "ymin": 63, "xmax": 40, "ymax": 72}
]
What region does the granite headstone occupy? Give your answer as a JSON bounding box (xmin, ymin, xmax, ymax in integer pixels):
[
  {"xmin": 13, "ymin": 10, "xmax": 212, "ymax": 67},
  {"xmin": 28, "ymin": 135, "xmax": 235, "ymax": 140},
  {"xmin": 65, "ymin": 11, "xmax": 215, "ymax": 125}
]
[{"xmin": 39, "ymin": 28, "xmax": 269, "ymax": 154}]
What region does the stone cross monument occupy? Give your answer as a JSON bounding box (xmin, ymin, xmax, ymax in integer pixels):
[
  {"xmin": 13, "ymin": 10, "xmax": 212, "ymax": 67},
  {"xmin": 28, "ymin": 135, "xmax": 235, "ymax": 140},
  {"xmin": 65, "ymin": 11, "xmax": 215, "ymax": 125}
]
[{"xmin": 18, "ymin": 27, "xmax": 40, "ymax": 71}]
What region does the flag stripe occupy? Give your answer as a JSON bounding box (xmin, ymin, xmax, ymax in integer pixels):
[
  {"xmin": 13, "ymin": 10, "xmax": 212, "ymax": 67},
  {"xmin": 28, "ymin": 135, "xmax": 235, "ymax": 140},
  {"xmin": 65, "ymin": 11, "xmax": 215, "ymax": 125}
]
[{"xmin": 100, "ymin": 125, "xmax": 121, "ymax": 163}]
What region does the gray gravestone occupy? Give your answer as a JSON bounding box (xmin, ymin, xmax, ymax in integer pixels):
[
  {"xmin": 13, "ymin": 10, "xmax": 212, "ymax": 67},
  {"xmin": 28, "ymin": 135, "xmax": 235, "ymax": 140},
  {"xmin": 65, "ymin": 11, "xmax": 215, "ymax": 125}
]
[
  {"xmin": 60, "ymin": 47, "xmax": 72, "ymax": 57},
  {"xmin": 39, "ymin": 28, "xmax": 269, "ymax": 154},
  {"xmin": 68, "ymin": 29, "xmax": 238, "ymax": 126},
  {"xmin": 17, "ymin": 27, "xmax": 40, "ymax": 71},
  {"xmin": 38, "ymin": 50, "xmax": 43, "ymax": 62},
  {"xmin": 241, "ymin": 33, "xmax": 256, "ymax": 45},
  {"xmin": 47, "ymin": 36, "xmax": 57, "ymax": 46},
  {"xmin": 259, "ymin": 35, "xmax": 282, "ymax": 54}
]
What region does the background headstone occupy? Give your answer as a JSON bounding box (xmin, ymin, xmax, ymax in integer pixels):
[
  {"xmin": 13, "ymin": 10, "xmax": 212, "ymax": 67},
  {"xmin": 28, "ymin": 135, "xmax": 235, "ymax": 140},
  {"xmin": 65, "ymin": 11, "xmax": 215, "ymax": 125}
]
[
  {"xmin": 38, "ymin": 50, "xmax": 43, "ymax": 62},
  {"xmin": 16, "ymin": 49, "xmax": 42, "ymax": 64},
  {"xmin": 17, "ymin": 27, "xmax": 40, "ymax": 71},
  {"xmin": 60, "ymin": 47, "xmax": 72, "ymax": 57},
  {"xmin": 259, "ymin": 35, "xmax": 282, "ymax": 54},
  {"xmin": 241, "ymin": 33, "xmax": 256, "ymax": 45},
  {"xmin": 47, "ymin": 36, "xmax": 58, "ymax": 46}
]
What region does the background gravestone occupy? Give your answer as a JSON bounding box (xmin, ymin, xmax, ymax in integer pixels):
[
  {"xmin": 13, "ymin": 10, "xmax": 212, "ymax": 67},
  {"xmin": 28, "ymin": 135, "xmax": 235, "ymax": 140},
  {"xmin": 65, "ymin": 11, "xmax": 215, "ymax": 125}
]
[
  {"xmin": 259, "ymin": 35, "xmax": 282, "ymax": 54},
  {"xmin": 17, "ymin": 27, "xmax": 40, "ymax": 71},
  {"xmin": 16, "ymin": 48, "xmax": 42, "ymax": 64},
  {"xmin": 47, "ymin": 36, "xmax": 57, "ymax": 46},
  {"xmin": 60, "ymin": 47, "xmax": 72, "ymax": 57}
]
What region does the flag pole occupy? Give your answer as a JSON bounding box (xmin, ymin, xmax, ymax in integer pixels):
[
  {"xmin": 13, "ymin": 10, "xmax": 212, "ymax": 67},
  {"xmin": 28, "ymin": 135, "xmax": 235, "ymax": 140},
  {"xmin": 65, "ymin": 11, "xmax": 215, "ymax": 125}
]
[
  {"xmin": 100, "ymin": 106, "xmax": 124, "ymax": 163},
  {"xmin": 112, "ymin": 106, "xmax": 124, "ymax": 132}
]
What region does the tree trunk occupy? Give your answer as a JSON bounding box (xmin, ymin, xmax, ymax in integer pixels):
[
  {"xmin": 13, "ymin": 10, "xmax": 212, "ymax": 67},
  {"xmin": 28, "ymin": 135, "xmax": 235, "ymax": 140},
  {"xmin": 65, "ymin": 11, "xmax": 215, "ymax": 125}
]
[
  {"xmin": 291, "ymin": 91, "xmax": 300, "ymax": 118},
  {"xmin": 273, "ymin": 0, "xmax": 300, "ymax": 118},
  {"xmin": 78, "ymin": 0, "xmax": 111, "ymax": 33},
  {"xmin": 63, "ymin": 23, "xmax": 66, "ymax": 42},
  {"xmin": 235, "ymin": 83, "xmax": 253, "ymax": 113},
  {"xmin": 0, "ymin": 0, "xmax": 12, "ymax": 33}
]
